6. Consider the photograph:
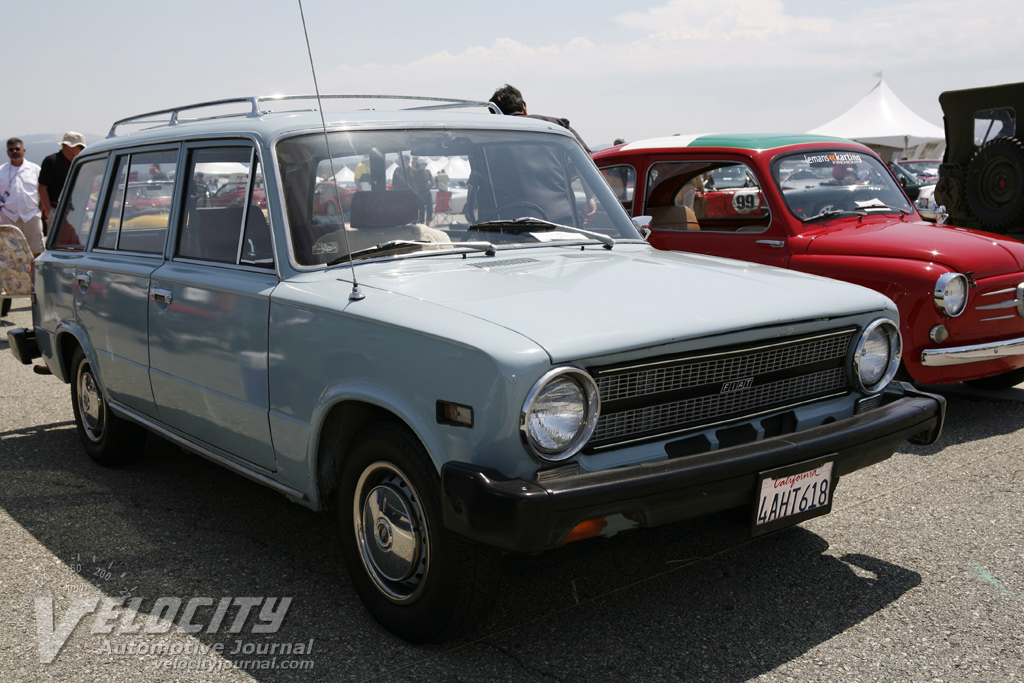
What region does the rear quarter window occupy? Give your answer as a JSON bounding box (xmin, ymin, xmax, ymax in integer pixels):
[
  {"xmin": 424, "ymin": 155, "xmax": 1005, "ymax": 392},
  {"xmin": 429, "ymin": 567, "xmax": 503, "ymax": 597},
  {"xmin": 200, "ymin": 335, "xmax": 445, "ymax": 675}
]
[{"xmin": 51, "ymin": 157, "xmax": 108, "ymax": 250}]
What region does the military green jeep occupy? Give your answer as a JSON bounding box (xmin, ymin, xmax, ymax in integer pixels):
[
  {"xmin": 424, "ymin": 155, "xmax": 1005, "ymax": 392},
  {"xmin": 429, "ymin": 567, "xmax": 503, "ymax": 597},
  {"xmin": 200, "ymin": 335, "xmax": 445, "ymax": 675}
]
[{"xmin": 935, "ymin": 82, "xmax": 1024, "ymax": 235}]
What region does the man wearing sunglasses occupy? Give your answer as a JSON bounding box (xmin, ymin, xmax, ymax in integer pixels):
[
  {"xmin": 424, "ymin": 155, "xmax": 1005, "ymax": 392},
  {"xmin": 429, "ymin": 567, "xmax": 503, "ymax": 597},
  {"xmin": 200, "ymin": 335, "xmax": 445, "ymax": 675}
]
[{"xmin": 0, "ymin": 138, "xmax": 43, "ymax": 257}]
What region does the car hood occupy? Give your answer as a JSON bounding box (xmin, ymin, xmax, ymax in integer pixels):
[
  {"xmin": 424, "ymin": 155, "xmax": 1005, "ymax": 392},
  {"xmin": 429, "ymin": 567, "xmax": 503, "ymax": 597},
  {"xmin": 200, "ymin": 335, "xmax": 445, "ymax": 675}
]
[
  {"xmin": 804, "ymin": 219, "xmax": 1024, "ymax": 278},
  {"xmin": 352, "ymin": 245, "xmax": 892, "ymax": 362}
]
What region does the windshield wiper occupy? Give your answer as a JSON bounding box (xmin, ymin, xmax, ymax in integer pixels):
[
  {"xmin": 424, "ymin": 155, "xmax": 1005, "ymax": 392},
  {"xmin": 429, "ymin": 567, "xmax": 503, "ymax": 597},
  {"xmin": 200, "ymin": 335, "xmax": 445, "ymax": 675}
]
[
  {"xmin": 469, "ymin": 217, "xmax": 615, "ymax": 248},
  {"xmin": 328, "ymin": 239, "xmax": 496, "ymax": 265},
  {"xmin": 858, "ymin": 202, "xmax": 910, "ymax": 218},
  {"xmin": 805, "ymin": 209, "xmax": 866, "ymax": 222}
]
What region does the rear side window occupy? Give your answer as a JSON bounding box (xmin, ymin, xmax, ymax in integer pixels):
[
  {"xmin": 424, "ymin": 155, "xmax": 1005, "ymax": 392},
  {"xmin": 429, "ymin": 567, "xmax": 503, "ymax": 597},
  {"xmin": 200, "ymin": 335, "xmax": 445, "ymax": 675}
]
[
  {"xmin": 600, "ymin": 165, "xmax": 635, "ymax": 212},
  {"xmin": 645, "ymin": 160, "xmax": 770, "ymax": 233},
  {"xmin": 96, "ymin": 150, "xmax": 177, "ymax": 254},
  {"xmin": 178, "ymin": 146, "xmax": 272, "ymax": 267},
  {"xmin": 51, "ymin": 157, "xmax": 107, "ymax": 250},
  {"xmin": 975, "ymin": 108, "xmax": 1015, "ymax": 146}
]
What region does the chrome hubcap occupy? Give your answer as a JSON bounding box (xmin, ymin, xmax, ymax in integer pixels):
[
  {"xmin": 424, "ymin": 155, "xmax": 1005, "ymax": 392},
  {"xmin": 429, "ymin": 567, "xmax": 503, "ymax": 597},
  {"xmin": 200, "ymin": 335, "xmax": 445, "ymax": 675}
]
[
  {"xmin": 354, "ymin": 462, "xmax": 429, "ymax": 602},
  {"xmin": 78, "ymin": 368, "xmax": 104, "ymax": 441}
]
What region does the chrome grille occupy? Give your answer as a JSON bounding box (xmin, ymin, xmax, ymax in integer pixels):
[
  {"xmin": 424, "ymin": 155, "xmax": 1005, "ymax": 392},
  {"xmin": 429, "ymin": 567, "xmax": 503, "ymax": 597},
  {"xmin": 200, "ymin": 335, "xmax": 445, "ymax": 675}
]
[
  {"xmin": 588, "ymin": 330, "xmax": 854, "ymax": 449},
  {"xmin": 596, "ymin": 333, "xmax": 852, "ymax": 402},
  {"xmin": 593, "ymin": 368, "xmax": 845, "ymax": 443}
]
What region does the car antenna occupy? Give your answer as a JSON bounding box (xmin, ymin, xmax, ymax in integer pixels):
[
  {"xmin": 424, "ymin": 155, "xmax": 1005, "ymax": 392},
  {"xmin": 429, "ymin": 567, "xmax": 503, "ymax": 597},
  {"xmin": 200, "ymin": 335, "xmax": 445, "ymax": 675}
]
[{"xmin": 297, "ymin": 0, "xmax": 365, "ymax": 301}]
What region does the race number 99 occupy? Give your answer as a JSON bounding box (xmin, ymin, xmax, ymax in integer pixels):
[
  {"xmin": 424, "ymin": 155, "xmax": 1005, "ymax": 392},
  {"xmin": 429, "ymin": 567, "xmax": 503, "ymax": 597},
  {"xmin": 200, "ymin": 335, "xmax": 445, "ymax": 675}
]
[{"xmin": 732, "ymin": 191, "xmax": 760, "ymax": 215}]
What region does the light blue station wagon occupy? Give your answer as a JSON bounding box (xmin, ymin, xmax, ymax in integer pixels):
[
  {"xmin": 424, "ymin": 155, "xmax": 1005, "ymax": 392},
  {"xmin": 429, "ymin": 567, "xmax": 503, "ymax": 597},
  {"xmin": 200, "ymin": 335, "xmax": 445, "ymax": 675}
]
[{"xmin": 8, "ymin": 96, "xmax": 945, "ymax": 642}]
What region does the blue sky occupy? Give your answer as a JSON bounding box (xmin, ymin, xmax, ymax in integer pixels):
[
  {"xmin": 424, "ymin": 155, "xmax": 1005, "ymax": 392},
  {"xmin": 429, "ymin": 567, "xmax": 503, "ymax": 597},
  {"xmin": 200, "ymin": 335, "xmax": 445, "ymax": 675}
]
[{"xmin": 8, "ymin": 0, "xmax": 1023, "ymax": 150}]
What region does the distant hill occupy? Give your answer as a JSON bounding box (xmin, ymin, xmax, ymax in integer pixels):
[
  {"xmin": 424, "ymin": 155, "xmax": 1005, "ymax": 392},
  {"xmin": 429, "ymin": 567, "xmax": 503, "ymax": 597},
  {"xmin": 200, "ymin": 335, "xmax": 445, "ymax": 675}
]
[{"xmin": 9, "ymin": 133, "xmax": 104, "ymax": 166}]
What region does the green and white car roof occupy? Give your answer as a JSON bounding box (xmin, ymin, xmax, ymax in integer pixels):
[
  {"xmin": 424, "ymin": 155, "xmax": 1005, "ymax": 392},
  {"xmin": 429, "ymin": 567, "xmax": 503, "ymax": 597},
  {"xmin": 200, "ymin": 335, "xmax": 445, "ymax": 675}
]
[{"xmin": 614, "ymin": 133, "xmax": 865, "ymax": 152}]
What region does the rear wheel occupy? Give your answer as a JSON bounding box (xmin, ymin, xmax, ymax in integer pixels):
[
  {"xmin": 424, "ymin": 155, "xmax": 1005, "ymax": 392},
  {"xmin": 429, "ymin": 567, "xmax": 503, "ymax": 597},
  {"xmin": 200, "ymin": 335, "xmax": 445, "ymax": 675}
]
[
  {"xmin": 337, "ymin": 421, "xmax": 501, "ymax": 642},
  {"xmin": 70, "ymin": 348, "xmax": 145, "ymax": 465}
]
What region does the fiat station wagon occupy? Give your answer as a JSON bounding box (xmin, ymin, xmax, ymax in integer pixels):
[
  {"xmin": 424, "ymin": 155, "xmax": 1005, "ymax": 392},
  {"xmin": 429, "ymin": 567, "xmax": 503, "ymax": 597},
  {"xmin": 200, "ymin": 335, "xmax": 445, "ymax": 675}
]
[{"xmin": 9, "ymin": 98, "xmax": 944, "ymax": 642}]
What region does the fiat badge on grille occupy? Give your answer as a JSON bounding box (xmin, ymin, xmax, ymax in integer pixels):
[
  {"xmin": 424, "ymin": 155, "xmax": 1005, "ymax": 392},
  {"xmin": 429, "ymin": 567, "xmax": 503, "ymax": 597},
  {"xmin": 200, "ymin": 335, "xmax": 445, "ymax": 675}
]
[{"xmin": 721, "ymin": 377, "xmax": 754, "ymax": 393}]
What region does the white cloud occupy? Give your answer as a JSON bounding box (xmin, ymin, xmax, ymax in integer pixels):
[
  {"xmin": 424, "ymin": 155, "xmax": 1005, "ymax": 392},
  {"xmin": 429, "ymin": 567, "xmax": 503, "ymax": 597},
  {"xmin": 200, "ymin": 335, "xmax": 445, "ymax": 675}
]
[{"xmin": 614, "ymin": 0, "xmax": 831, "ymax": 41}]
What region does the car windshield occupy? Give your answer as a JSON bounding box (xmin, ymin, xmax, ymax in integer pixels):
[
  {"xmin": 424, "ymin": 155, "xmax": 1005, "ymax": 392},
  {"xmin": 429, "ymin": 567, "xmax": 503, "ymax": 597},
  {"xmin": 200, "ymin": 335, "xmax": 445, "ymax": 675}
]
[
  {"xmin": 898, "ymin": 160, "xmax": 940, "ymax": 179},
  {"xmin": 277, "ymin": 129, "xmax": 640, "ymax": 266},
  {"xmin": 773, "ymin": 150, "xmax": 914, "ymax": 222}
]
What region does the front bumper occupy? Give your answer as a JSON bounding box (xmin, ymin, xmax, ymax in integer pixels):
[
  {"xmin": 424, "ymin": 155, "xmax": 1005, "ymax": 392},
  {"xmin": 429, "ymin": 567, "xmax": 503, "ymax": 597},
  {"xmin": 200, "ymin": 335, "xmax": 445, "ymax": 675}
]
[
  {"xmin": 442, "ymin": 384, "xmax": 945, "ymax": 553},
  {"xmin": 7, "ymin": 327, "xmax": 40, "ymax": 365},
  {"xmin": 920, "ymin": 335, "xmax": 1024, "ymax": 367}
]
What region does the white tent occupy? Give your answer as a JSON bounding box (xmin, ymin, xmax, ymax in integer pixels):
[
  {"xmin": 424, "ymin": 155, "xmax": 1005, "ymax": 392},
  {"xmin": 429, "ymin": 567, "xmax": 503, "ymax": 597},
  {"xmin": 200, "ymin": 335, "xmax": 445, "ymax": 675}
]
[
  {"xmin": 333, "ymin": 166, "xmax": 355, "ymax": 183},
  {"xmin": 425, "ymin": 157, "xmax": 447, "ymax": 175},
  {"xmin": 442, "ymin": 157, "xmax": 472, "ymax": 180},
  {"xmin": 808, "ymin": 77, "xmax": 945, "ymax": 151}
]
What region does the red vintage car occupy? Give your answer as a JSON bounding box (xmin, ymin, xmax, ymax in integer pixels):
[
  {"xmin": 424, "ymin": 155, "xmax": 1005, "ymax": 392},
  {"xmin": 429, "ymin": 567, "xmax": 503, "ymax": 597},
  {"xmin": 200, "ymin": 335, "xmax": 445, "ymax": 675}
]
[
  {"xmin": 313, "ymin": 180, "xmax": 356, "ymax": 215},
  {"xmin": 209, "ymin": 180, "xmax": 268, "ymax": 210},
  {"xmin": 595, "ymin": 134, "xmax": 1024, "ymax": 389}
]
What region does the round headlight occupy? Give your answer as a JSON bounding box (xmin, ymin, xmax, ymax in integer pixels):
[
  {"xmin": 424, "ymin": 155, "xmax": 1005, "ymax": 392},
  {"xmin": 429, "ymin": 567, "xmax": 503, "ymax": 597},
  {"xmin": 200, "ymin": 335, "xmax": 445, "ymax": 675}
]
[
  {"xmin": 934, "ymin": 273, "xmax": 968, "ymax": 317},
  {"xmin": 853, "ymin": 319, "xmax": 902, "ymax": 394},
  {"xmin": 521, "ymin": 368, "xmax": 599, "ymax": 462}
]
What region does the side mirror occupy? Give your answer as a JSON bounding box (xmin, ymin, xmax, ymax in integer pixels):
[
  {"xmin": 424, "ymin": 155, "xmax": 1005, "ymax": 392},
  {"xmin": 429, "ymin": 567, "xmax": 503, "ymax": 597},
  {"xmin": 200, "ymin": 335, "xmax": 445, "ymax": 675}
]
[
  {"xmin": 633, "ymin": 215, "xmax": 652, "ymax": 240},
  {"xmin": 936, "ymin": 205, "xmax": 948, "ymax": 226}
]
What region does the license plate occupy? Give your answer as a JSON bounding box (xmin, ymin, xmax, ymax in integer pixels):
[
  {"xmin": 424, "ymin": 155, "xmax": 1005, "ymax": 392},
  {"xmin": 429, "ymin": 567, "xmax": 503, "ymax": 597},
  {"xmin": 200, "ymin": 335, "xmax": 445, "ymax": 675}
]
[{"xmin": 752, "ymin": 457, "xmax": 834, "ymax": 536}]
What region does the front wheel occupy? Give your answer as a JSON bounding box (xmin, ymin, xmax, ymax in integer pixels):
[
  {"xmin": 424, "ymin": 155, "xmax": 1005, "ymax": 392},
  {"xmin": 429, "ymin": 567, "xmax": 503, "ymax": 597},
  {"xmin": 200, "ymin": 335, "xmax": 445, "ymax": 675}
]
[
  {"xmin": 69, "ymin": 348, "xmax": 145, "ymax": 465},
  {"xmin": 337, "ymin": 421, "xmax": 501, "ymax": 643}
]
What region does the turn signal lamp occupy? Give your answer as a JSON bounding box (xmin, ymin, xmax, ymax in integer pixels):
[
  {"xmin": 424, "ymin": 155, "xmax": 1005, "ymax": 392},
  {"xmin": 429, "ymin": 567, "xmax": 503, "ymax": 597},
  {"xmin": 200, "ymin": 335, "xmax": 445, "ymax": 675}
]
[{"xmin": 561, "ymin": 517, "xmax": 608, "ymax": 544}]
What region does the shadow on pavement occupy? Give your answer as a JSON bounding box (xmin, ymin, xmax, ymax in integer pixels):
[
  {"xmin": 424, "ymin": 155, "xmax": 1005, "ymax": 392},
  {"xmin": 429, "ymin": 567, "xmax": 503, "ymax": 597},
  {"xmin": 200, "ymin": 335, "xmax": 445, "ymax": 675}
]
[{"xmin": 0, "ymin": 421, "xmax": 922, "ymax": 681}]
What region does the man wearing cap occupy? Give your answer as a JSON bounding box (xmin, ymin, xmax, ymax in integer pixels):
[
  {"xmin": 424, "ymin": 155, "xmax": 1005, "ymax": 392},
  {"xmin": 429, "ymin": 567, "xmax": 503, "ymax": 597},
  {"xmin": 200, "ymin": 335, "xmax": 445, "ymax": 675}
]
[
  {"xmin": 0, "ymin": 137, "xmax": 44, "ymax": 256},
  {"xmin": 412, "ymin": 157, "xmax": 433, "ymax": 223},
  {"xmin": 38, "ymin": 132, "xmax": 87, "ymax": 229}
]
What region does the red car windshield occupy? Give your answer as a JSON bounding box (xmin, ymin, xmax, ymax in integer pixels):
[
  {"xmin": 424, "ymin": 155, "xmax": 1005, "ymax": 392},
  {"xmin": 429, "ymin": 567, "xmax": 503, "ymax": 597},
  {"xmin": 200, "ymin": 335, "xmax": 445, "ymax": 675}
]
[{"xmin": 773, "ymin": 150, "xmax": 914, "ymax": 222}]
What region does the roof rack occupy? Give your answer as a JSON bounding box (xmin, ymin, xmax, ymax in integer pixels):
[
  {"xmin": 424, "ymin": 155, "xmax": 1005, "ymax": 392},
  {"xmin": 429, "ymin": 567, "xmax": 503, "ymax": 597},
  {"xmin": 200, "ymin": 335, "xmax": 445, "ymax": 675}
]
[{"xmin": 106, "ymin": 95, "xmax": 502, "ymax": 138}]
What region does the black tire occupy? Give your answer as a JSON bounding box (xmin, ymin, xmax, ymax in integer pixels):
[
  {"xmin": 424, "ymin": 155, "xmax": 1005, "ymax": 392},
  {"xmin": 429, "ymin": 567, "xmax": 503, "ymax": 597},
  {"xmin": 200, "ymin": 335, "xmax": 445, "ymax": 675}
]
[
  {"xmin": 966, "ymin": 136, "xmax": 1024, "ymax": 231},
  {"xmin": 69, "ymin": 348, "xmax": 145, "ymax": 465},
  {"xmin": 337, "ymin": 421, "xmax": 501, "ymax": 643},
  {"xmin": 964, "ymin": 366, "xmax": 1024, "ymax": 391},
  {"xmin": 324, "ymin": 201, "xmax": 338, "ymax": 216}
]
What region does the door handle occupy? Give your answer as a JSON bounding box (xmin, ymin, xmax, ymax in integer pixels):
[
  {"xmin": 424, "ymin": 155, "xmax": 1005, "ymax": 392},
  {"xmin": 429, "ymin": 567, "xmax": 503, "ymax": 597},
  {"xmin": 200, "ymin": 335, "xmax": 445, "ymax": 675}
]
[
  {"xmin": 151, "ymin": 289, "xmax": 173, "ymax": 305},
  {"xmin": 76, "ymin": 274, "xmax": 91, "ymax": 291},
  {"xmin": 755, "ymin": 240, "xmax": 785, "ymax": 249}
]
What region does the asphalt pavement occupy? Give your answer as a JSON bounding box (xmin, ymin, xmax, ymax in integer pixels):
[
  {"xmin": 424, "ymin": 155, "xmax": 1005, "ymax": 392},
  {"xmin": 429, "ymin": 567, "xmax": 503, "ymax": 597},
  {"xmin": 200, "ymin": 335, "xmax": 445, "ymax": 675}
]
[{"xmin": 1, "ymin": 299, "xmax": 1022, "ymax": 682}]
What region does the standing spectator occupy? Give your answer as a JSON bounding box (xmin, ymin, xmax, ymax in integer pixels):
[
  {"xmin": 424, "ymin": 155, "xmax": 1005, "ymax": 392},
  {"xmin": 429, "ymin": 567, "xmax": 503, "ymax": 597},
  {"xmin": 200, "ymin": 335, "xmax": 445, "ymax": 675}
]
[
  {"xmin": 391, "ymin": 152, "xmax": 412, "ymax": 191},
  {"xmin": 354, "ymin": 156, "xmax": 371, "ymax": 190},
  {"xmin": 435, "ymin": 168, "xmax": 450, "ymax": 191},
  {"xmin": 487, "ymin": 85, "xmax": 596, "ymax": 224},
  {"xmin": 489, "ymin": 84, "xmax": 591, "ymax": 154},
  {"xmin": 0, "ymin": 138, "xmax": 44, "ymax": 256},
  {"xmin": 413, "ymin": 157, "xmax": 433, "ymax": 223},
  {"xmin": 38, "ymin": 132, "xmax": 87, "ymax": 230}
]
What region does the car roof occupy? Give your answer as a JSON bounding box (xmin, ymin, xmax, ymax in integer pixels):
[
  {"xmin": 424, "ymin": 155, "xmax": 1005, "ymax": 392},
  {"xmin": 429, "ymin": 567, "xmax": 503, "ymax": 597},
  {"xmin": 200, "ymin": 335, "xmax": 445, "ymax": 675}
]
[
  {"xmin": 84, "ymin": 95, "xmax": 575, "ymax": 153},
  {"xmin": 603, "ymin": 133, "xmax": 862, "ymax": 154}
]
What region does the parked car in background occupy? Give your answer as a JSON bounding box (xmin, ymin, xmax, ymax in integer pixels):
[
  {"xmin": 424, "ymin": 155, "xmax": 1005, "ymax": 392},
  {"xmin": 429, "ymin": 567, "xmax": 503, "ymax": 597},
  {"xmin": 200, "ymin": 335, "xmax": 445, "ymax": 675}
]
[
  {"xmin": 595, "ymin": 133, "xmax": 1024, "ymax": 389},
  {"xmin": 915, "ymin": 183, "xmax": 940, "ymax": 221},
  {"xmin": 888, "ymin": 161, "xmax": 933, "ymax": 201},
  {"xmin": 894, "ymin": 159, "xmax": 941, "ymax": 184},
  {"xmin": 209, "ymin": 178, "xmax": 268, "ymax": 209},
  {"xmin": 313, "ymin": 180, "xmax": 356, "ymax": 215},
  {"xmin": 935, "ymin": 82, "xmax": 1024, "ymax": 236},
  {"xmin": 7, "ymin": 103, "xmax": 944, "ymax": 643}
]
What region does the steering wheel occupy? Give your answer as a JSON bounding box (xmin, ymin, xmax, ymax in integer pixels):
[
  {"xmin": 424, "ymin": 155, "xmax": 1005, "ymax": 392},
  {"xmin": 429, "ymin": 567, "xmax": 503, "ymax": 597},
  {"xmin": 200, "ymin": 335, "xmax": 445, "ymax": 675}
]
[
  {"xmin": 473, "ymin": 201, "xmax": 548, "ymax": 224},
  {"xmin": 840, "ymin": 189, "xmax": 875, "ymax": 211}
]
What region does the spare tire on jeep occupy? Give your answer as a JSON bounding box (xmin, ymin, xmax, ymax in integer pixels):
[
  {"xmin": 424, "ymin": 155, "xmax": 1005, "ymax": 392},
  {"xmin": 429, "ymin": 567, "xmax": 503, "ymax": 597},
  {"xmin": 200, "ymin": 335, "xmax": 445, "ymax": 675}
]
[{"xmin": 966, "ymin": 136, "xmax": 1024, "ymax": 231}]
